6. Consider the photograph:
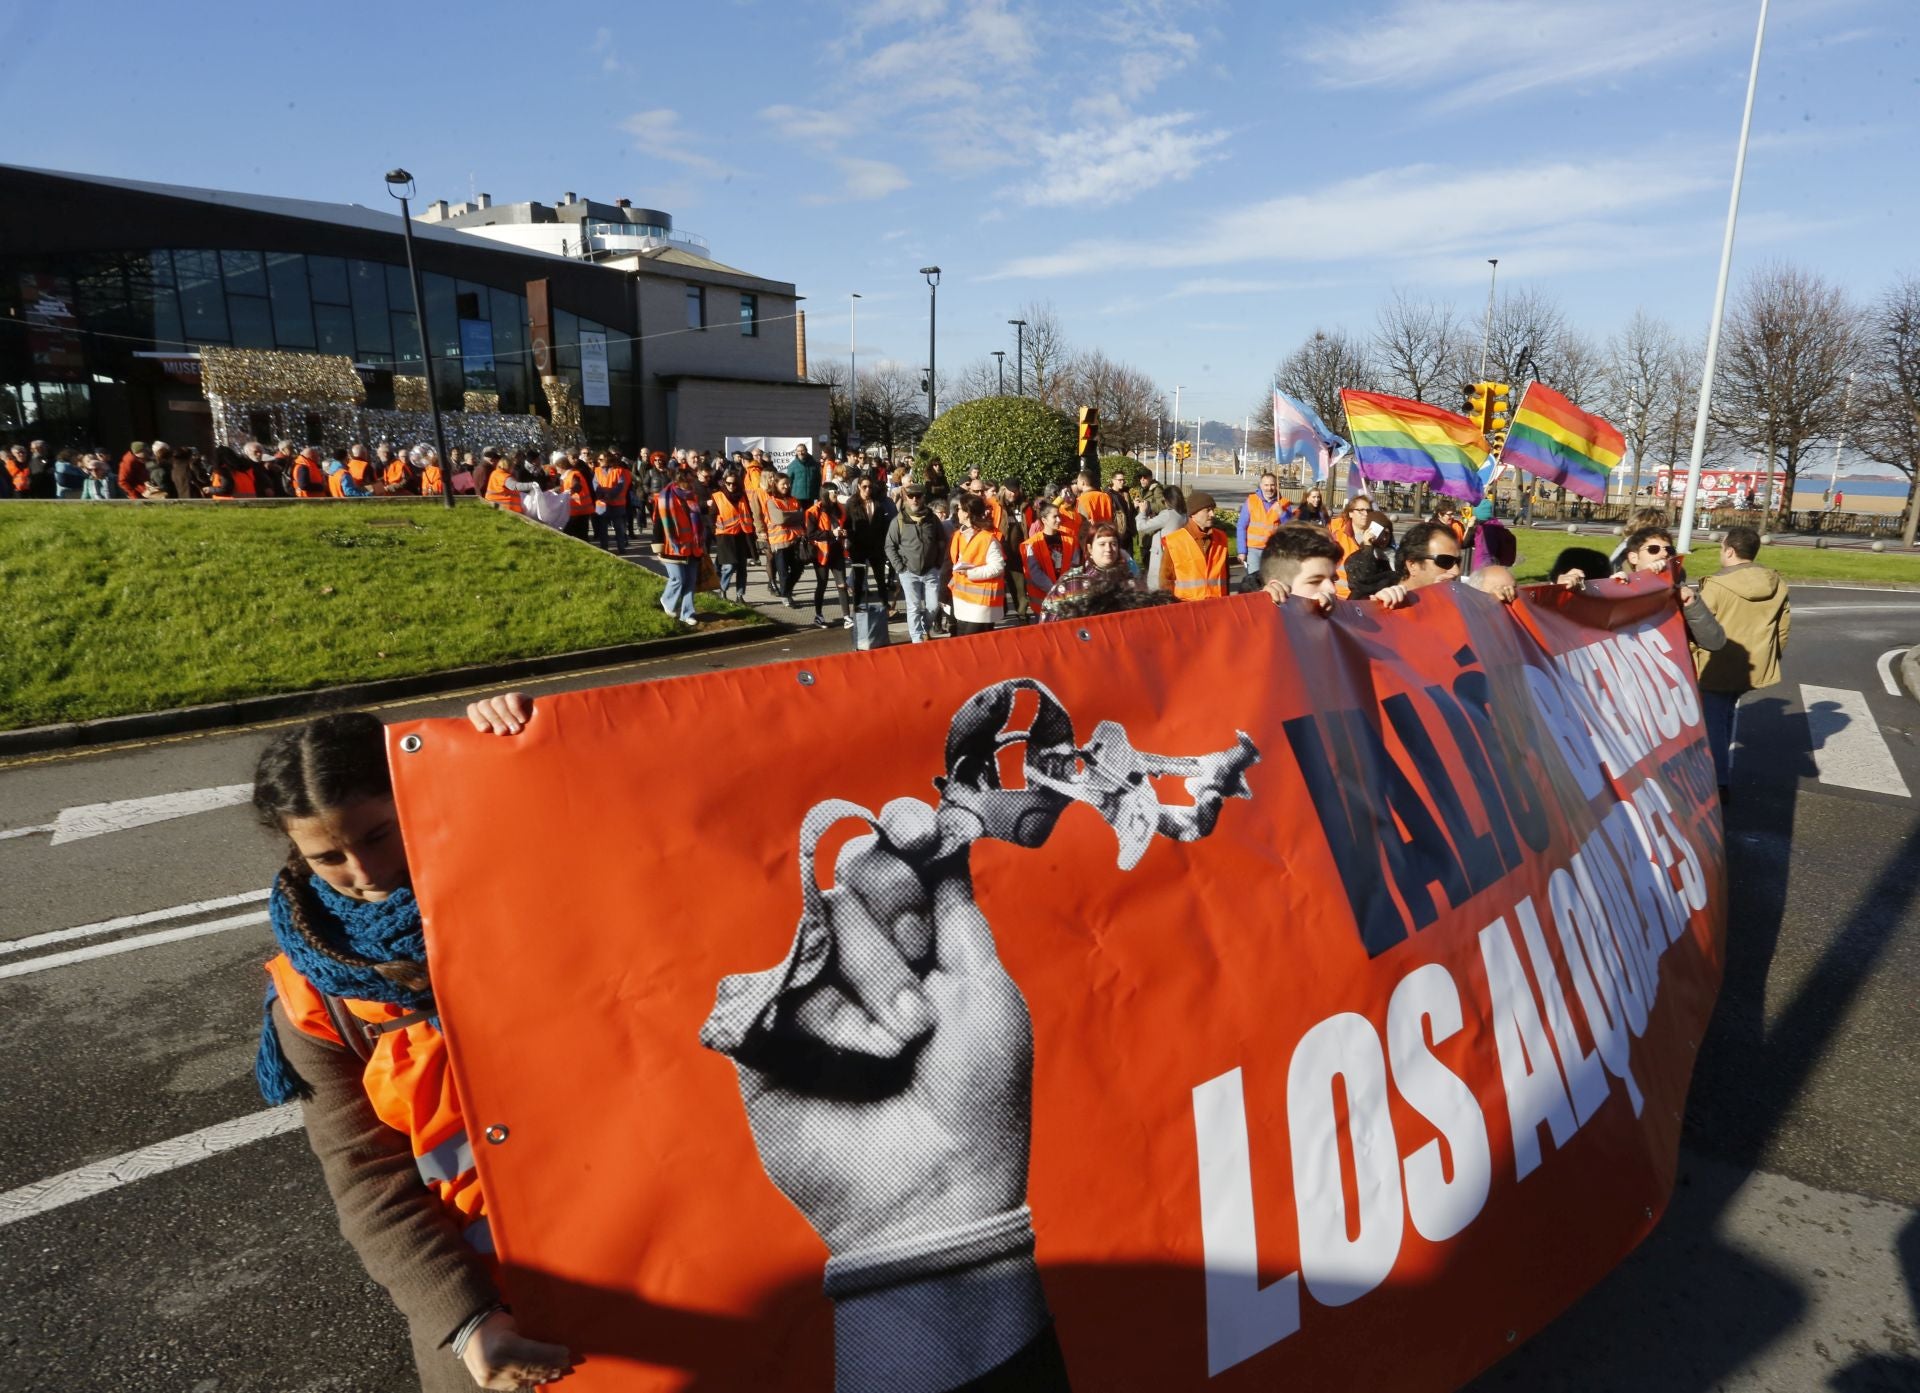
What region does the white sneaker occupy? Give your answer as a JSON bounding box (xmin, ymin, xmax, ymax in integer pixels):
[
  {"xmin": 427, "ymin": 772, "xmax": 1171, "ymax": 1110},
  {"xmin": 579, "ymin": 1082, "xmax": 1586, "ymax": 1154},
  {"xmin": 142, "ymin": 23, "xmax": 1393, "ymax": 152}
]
[
  {"xmin": 842, "ymin": 616, "xmax": 855, "ymax": 629},
  {"xmin": 682, "ymin": 617, "xmax": 699, "ymax": 628}
]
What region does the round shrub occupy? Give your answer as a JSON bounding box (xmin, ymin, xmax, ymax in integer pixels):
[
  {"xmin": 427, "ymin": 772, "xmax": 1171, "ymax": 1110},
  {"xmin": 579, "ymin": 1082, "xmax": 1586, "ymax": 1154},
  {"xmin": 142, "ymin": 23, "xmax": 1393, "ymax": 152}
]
[{"xmin": 917, "ymin": 397, "xmax": 1077, "ymax": 500}]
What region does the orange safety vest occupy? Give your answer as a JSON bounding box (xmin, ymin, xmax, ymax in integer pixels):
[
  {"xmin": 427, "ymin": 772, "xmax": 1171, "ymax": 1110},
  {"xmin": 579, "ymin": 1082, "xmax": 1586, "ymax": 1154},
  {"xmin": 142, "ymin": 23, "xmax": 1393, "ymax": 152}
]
[
  {"xmin": 744, "ymin": 463, "xmax": 767, "ymax": 496},
  {"xmin": 1021, "ymin": 531, "xmax": 1076, "ymax": 595},
  {"xmin": 765, "ymin": 493, "xmax": 805, "ymax": 549},
  {"xmin": 327, "ymin": 469, "xmax": 349, "ymax": 499},
  {"xmin": 485, "ymin": 466, "xmax": 522, "ymax": 512},
  {"xmin": 1329, "ymin": 515, "xmax": 1365, "ymax": 599},
  {"xmin": 418, "ymin": 464, "xmax": 445, "ymax": 498},
  {"xmin": 212, "ymin": 465, "xmax": 259, "ymax": 499},
  {"xmin": 384, "ymin": 459, "xmax": 416, "ymax": 493},
  {"xmin": 1244, "ymin": 494, "xmax": 1286, "ymax": 550},
  {"xmin": 984, "ymin": 494, "xmax": 1005, "ymax": 533},
  {"xmin": 592, "ymin": 465, "xmax": 630, "ymax": 509},
  {"xmin": 806, "ymin": 501, "xmax": 847, "ymax": 566},
  {"xmin": 1056, "ymin": 508, "xmax": 1084, "ymax": 555},
  {"xmin": 711, "ymin": 490, "xmax": 755, "ymax": 536},
  {"xmin": 292, "ymin": 459, "xmax": 327, "ymax": 498},
  {"xmin": 949, "ymin": 527, "xmax": 1005, "ymax": 612},
  {"xmin": 264, "ymin": 954, "xmax": 494, "ymax": 1261},
  {"xmin": 1161, "ymin": 524, "xmax": 1229, "ymax": 601},
  {"xmin": 1077, "ymin": 490, "xmax": 1114, "ymax": 525},
  {"xmin": 559, "ymin": 468, "xmax": 592, "ymax": 518},
  {"xmin": 347, "ymin": 459, "xmax": 376, "ymax": 490},
  {"xmin": 657, "ymin": 486, "xmax": 705, "ymax": 559},
  {"xmin": 4, "ymin": 461, "xmax": 28, "ymax": 494}
]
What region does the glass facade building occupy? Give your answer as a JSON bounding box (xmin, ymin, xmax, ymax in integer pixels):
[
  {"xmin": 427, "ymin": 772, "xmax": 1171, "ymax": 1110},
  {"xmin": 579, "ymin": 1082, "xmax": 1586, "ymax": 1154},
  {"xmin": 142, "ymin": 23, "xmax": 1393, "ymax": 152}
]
[{"xmin": 1, "ymin": 166, "xmax": 639, "ymax": 451}]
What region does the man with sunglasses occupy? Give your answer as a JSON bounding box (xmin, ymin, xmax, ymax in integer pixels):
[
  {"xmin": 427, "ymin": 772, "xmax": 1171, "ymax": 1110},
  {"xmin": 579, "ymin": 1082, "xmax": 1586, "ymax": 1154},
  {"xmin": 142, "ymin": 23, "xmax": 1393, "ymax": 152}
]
[{"xmin": 1398, "ymin": 520, "xmax": 1463, "ymax": 590}]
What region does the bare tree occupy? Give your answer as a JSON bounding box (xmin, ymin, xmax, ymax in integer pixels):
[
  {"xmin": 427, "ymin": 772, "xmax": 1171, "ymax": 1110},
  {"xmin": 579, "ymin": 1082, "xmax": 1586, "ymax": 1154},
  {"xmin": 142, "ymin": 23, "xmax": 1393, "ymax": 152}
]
[
  {"xmin": 1855, "ymin": 273, "xmax": 1920, "ymax": 543},
  {"xmin": 946, "ymin": 356, "xmax": 1004, "ymax": 406},
  {"xmin": 1373, "ymin": 290, "xmax": 1465, "ymax": 405},
  {"xmin": 1059, "ymin": 349, "xmax": 1162, "ymax": 457},
  {"xmin": 1276, "ymin": 328, "xmax": 1376, "ymax": 496},
  {"xmin": 1714, "ymin": 262, "xmax": 1863, "ymax": 521},
  {"xmin": 807, "ymin": 362, "xmax": 850, "ymax": 453},
  {"xmin": 1481, "ymin": 287, "xmax": 1567, "ymax": 389},
  {"xmin": 1017, "ymin": 301, "xmax": 1073, "ymax": 409},
  {"xmin": 855, "ymin": 363, "xmax": 927, "ymax": 461},
  {"xmin": 1602, "ymin": 310, "xmax": 1682, "ymax": 503}
]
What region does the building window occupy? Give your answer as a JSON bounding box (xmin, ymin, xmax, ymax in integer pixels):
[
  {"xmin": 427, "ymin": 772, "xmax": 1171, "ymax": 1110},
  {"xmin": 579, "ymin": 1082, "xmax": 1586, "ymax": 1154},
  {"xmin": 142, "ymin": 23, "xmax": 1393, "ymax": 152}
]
[
  {"xmin": 740, "ymin": 294, "xmax": 758, "ymax": 337},
  {"xmin": 685, "ymin": 285, "xmax": 704, "ymax": 330}
]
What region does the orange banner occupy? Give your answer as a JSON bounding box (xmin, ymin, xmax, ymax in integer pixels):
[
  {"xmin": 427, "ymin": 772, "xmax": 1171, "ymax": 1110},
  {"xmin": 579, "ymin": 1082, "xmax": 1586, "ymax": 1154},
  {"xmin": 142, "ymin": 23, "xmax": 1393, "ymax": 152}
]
[{"xmin": 389, "ymin": 576, "xmax": 1724, "ymax": 1391}]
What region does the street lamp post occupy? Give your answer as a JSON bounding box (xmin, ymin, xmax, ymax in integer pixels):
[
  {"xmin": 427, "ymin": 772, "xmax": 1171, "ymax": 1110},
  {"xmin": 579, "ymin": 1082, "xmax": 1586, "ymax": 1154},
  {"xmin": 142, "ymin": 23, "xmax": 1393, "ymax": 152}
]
[
  {"xmin": 384, "ymin": 169, "xmax": 452, "ymax": 510},
  {"xmin": 849, "ymin": 291, "xmax": 862, "ymax": 453},
  {"xmin": 1478, "ymin": 258, "xmax": 1499, "ymax": 380},
  {"xmin": 920, "ymin": 267, "xmax": 941, "ymax": 425},
  {"xmin": 993, "ymin": 350, "xmax": 1006, "ymax": 395},
  {"xmin": 1008, "ymin": 319, "xmax": 1026, "ymax": 395}
]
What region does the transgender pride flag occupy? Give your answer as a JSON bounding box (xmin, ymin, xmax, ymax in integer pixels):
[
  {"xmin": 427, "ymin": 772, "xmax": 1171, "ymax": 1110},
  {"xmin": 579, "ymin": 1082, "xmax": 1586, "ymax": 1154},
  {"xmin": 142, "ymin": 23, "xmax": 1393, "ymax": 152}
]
[{"xmin": 1273, "ymin": 391, "xmax": 1350, "ymax": 481}]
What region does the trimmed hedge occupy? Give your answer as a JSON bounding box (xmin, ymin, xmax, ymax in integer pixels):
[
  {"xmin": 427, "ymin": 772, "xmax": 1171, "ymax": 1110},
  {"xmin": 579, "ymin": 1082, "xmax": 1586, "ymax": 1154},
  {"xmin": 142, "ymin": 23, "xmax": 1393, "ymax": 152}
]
[{"xmin": 918, "ymin": 397, "xmax": 1078, "ymax": 499}]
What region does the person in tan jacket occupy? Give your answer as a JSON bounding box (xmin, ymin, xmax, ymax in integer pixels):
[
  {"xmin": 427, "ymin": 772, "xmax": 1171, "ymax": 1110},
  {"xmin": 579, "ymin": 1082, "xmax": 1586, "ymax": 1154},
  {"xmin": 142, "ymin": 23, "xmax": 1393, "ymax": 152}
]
[{"xmin": 1693, "ymin": 525, "xmax": 1790, "ymax": 801}]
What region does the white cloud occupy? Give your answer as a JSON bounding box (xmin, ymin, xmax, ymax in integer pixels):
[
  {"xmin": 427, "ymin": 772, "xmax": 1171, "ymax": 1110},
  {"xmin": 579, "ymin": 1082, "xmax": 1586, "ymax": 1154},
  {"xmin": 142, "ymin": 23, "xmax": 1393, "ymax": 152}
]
[
  {"xmin": 1302, "ymin": 0, "xmax": 1746, "ymax": 109},
  {"xmin": 590, "ymin": 26, "xmax": 628, "ymax": 75},
  {"xmin": 989, "ymin": 152, "xmax": 1720, "ymax": 279},
  {"xmin": 1018, "ymin": 108, "xmax": 1229, "ymax": 207},
  {"xmin": 840, "ymin": 157, "xmax": 912, "ymax": 200},
  {"xmin": 618, "ymin": 109, "xmax": 738, "ymax": 178},
  {"xmin": 760, "ymin": 104, "xmax": 858, "ymax": 147}
]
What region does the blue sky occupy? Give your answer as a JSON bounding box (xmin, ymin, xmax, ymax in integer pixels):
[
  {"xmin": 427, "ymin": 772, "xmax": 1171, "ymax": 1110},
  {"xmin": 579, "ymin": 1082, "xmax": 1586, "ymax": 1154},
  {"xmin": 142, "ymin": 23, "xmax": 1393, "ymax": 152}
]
[{"xmin": 4, "ymin": 0, "xmax": 1914, "ymax": 426}]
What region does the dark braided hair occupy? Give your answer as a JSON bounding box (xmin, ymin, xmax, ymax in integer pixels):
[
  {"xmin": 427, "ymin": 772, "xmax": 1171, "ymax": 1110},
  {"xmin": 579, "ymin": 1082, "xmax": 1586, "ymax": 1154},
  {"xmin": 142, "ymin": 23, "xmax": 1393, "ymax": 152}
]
[{"xmin": 254, "ymin": 712, "xmax": 429, "ymax": 992}]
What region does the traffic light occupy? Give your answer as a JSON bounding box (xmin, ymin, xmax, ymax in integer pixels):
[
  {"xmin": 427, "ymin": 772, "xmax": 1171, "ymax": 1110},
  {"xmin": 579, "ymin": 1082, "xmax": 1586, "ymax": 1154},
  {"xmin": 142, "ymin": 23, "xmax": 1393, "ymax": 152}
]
[
  {"xmin": 1485, "ymin": 381, "xmax": 1512, "ymax": 452},
  {"xmin": 919, "ymin": 372, "xmax": 930, "ymax": 395},
  {"xmin": 1465, "ymin": 382, "xmax": 1489, "ymax": 430},
  {"xmin": 1077, "ymin": 406, "xmax": 1100, "ymax": 461}
]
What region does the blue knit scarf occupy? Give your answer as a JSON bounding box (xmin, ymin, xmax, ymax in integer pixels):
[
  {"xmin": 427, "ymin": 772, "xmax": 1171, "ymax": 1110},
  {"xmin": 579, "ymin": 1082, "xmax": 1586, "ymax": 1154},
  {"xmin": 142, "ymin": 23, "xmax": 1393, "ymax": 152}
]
[{"xmin": 254, "ymin": 872, "xmax": 433, "ymax": 1104}]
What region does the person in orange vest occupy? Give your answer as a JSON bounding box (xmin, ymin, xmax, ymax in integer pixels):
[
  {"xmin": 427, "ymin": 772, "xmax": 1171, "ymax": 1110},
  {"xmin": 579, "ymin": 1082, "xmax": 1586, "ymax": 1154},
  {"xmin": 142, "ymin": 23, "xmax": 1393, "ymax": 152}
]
[
  {"xmin": 1157, "ymin": 489, "xmax": 1229, "ymax": 601},
  {"xmin": 382, "ymin": 443, "xmax": 418, "ymax": 495},
  {"xmin": 344, "ymin": 443, "xmax": 381, "ymax": 496},
  {"xmin": 1021, "ymin": 501, "xmax": 1080, "ymax": 605},
  {"xmin": 657, "ymin": 467, "xmax": 707, "ymax": 627},
  {"xmin": 1074, "ymin": 470, "xmax": 1114, "ymax": 528},
  {"xmin": 590, "ymin": 451, "xmax": 633, "ymax": 552},
  {"xmin": 948, "ymin": 492, "xmax": 1007, "ymax": 635},
  {"xmin": 1328, "ymin": 494, "xmax": 1386, "ymax": 599},
  {"xmin": 291, "ymin": 445, "xmax": 329, "ymax": 499},
  {"xmin": 763, "ymin": 471, "xmax": 807, "ymax": 606},
  {"xmin": 208, "ymin": 445, "xmax": 261, "ymax": 499},
  {"xmin": 555, "ymin": 452, "xmax": 593, "ymax": 541},
  {"xmin": 325, "ymin": 449, "xmax": 371, "ymax": 498},
  {"xmin": 1053, "ymin": 490, "xmax": 1085, "ymax": 558},
  {"xmin": 805, "ymin": 489, "xmax": 853, "ymax": 629},
  {"xmin": 709, "ymin": 467, "xmax": 756, "ymax": 602},
  {"xmin": 414, "ymin": 446, "xmax": 446, "ymax": 501},
  {"xmin": 482, "ymin": 449, "xmax": 523, "ymax": 514},
  {"xmin": 2, "ymin": 445, "xmax": 30, "ymax": 497},
  {"xmin": 250, "ymin": 713, "xmax": 575, "ymax": 1393},
  {"xmin": 1236, "ymin": 471, "xmax": 1293, "ymax": 579}
]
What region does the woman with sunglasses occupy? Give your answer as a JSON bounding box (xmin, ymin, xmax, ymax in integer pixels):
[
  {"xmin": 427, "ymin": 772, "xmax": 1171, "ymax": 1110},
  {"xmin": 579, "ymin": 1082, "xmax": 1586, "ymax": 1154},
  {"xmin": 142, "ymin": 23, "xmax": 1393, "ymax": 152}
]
[
  {"xmin": 1617, "ymin": 525, "xmax": 1725, "ymax": 653},
  {"xmin": 1332, "ymin": 497, "xmax": 1397, "ymax": 598}
]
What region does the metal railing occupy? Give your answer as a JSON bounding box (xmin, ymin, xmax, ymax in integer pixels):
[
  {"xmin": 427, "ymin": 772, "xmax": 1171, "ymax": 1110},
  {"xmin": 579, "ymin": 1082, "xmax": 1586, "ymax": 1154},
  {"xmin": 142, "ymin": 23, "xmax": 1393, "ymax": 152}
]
[{"xmin": 583, "ymin": 222, "xmax": 709, "ymax": 255}]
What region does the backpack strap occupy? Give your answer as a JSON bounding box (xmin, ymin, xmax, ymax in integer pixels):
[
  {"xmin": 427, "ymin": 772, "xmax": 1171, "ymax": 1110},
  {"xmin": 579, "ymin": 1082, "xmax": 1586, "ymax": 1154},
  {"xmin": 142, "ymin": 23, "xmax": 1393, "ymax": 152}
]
[{"xmin": 318, "ymin": 994, "xmax": 437, "ymax": 1063}]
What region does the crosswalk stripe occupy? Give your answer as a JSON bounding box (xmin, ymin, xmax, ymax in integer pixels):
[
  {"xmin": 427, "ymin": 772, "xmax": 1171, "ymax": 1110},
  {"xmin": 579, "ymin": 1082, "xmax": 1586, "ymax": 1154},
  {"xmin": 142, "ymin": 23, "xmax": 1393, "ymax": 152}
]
[
  {"xmin": 0, "ymin": 1107, "xmax": 301, "ymax": 1229},
  {"xmin": 1800, "ymin": 685, "xmax": 1912, "ymax": 798},
  {"xmin": 0, "ymin": 911, "xmax": 270, "ymax": 980},
  {"xmin": 1, "ymin": 889, "xmax": 270, "ymax": 954}
]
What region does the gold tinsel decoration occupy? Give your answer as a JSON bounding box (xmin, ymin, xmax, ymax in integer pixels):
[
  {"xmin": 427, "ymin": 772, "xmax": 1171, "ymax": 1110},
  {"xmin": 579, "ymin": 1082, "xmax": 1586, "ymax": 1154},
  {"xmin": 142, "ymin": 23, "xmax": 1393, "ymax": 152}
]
[
  {"xmin": 393, "ymin": 375, "xmax": 431, "ymax": 412},
  {"xmin": 463, "ymin": 391, "xmax": 501, "ymax": 415},
  {"xmin": 542, "ymin": 375, "xmax": 583, "ymax": 446},
  {"xmin": 200, "ymin": 347, "xmax": 365, "ymax": 406}
]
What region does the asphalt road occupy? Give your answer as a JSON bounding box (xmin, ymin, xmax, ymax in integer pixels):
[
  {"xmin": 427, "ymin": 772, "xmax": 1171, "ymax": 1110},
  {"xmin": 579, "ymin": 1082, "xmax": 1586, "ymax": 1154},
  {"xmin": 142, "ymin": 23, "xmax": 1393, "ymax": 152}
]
[{"xmin": 2, "ymin": 585, "xmax": 1916, "ymax": 1392}]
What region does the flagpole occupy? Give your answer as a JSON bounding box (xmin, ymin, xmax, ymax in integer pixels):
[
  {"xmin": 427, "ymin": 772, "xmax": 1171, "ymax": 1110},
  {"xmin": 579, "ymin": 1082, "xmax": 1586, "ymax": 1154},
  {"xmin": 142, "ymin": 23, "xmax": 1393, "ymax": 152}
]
[{"xmin": 1677, "ymin": 0, "xmax": 1770, "ymax": 555}]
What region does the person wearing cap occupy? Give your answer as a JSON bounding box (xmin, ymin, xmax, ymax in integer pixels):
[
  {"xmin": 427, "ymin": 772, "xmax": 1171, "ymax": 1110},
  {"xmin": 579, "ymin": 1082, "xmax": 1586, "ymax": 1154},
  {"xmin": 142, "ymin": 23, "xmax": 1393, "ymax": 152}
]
[
  {"xmin": 884, "ymin": 480, "xmax": 948, "ymax": 643},
  {"xmin": 1157, "ymin": 490, "xmax": 1229, "ymax": 602}
]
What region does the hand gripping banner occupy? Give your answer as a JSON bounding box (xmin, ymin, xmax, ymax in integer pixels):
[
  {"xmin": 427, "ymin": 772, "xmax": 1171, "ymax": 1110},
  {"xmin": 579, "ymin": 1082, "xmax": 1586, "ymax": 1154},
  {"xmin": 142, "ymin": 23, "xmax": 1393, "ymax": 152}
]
[{"xmin": 388, "ymin": 576, "xmax": 1726, "ymax": 1392}]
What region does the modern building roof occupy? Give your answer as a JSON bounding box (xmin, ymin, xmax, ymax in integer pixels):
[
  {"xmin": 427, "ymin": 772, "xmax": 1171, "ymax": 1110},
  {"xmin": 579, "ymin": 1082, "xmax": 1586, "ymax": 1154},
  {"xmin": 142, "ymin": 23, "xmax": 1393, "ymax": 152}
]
[{"xmin": 0, "ymin": 163, "xmax": 588, "ymax": 267}]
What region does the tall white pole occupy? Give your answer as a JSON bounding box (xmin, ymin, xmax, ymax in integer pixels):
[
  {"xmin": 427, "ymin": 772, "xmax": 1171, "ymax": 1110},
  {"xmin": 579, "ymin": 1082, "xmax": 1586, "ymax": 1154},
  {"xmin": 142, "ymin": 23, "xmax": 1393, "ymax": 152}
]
[
  {"xmin": 849, "ymin": 292, "xmax": 861, "ymax": 453},
  {"xmin": 1479, "ymin": 258, "xmax": 1499, "ymax": 379},
  {"xmin": 1677, "ymin": 0, "xmax": 1770, "ymax": 554},
  {"xmin": 1827, "ymin": 371, "xmax": 1855, "ymax": 496}
]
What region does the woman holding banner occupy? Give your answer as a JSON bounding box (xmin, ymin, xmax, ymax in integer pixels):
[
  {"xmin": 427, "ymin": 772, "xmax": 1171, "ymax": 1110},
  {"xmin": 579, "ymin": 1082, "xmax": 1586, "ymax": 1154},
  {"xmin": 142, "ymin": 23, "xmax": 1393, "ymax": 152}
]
[{"xmin": 249, "ymin": 713, "xmax": 574, "ymax": 1392}]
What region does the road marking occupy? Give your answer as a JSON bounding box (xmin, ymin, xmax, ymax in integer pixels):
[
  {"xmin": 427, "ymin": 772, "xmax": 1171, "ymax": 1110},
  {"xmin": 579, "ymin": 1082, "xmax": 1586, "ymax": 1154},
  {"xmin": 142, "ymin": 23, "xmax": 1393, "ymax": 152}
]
[
  {"xmin": 44, "ymin": 783, "xmax": 254, "ymax": 845},
  {"xmin": 1800, "ymin": 685, "xmax": 1912, "ymax": 798},
  {"xmin": 1880, "ymin": 648, "xmax": 1911, "ymax": 698},
  {"xmin": 0, "ymin": 910, "xmax": 270, "ymax": 980},
  {"xmin": 1, "ymin": 889, "xmax": 270, "ymax": 955},
  {"xmin": 0, "ymin": 1106, "xmax": 301, "ymax": 1229},
  {"xmin": 0, "ymin": 823, "xmax": 55, "ymax": 840}
]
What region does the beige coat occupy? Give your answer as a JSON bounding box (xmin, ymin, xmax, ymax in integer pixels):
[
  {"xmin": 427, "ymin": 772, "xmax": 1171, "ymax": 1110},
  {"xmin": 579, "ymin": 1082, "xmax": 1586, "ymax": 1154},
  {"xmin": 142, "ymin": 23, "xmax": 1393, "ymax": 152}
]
[{"xmin": 1694, "ymin": 562, "xmax": 1791, "ymax": 692}]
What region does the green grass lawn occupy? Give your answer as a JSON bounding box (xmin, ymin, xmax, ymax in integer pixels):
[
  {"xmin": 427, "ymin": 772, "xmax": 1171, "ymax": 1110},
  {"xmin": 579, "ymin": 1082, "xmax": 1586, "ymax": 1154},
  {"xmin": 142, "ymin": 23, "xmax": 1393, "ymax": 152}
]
[
  {"xmin": 1507, "ymin": 526, "xmax": 1920, "ymax": 585},
  {"xmin": 0, "ymin": 500, "xmax": 760, "ymax": 730}
]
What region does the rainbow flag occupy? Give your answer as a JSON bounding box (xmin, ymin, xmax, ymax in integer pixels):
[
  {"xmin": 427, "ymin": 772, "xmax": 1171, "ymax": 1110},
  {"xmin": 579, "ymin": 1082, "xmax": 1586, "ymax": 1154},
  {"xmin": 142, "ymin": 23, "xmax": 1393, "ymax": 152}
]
[
  {"xmin": 1339, "ymin": 389, "xmax": 1487, "ymax": 503},
  {"xmin": 1503, "ymin": 382, "xmax": 1622, "ymax": 503}
]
